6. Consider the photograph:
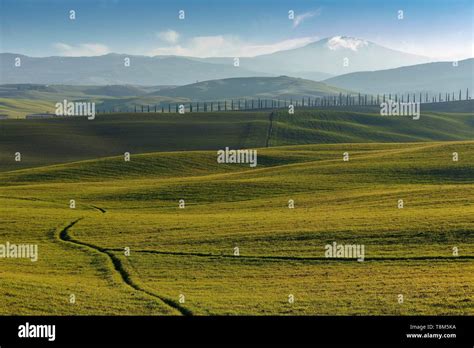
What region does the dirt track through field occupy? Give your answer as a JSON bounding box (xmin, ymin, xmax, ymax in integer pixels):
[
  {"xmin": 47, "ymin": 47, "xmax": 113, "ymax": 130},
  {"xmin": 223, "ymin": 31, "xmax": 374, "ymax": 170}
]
[
  {"xmin": 57, "ymin": 216, "xmax": 193, "ymax": 316},
  {"xmin": 105, "ymin": 247, "xmax": 474, "ymax": 263}
]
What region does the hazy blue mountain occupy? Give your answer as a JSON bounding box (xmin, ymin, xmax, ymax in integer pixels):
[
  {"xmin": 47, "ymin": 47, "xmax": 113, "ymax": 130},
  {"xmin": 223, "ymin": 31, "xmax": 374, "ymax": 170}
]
[
  {"xmin": 0, "ymin": 53, "xmax": 270, "ymax": 86},
  {"xmin": 153, "ymin": 76, "xmax": 349, "ymax": 100},
  {"xmin": 324, "ymin": 58, "xmax": 474, "ymax": 94},
  {"xmin": 198, "ymin": 36, "xmax": 431, "ymax": 77},
  {"xmin": 0, "ymin": 37, "xmax": 434, "ymax": 85}
]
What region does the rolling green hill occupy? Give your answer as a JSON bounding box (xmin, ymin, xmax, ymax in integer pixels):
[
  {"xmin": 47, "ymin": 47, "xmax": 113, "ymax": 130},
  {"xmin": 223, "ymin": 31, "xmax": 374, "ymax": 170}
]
[
  {"xmin": 0, "ymin": 97, "xmax": 56, "ymax": 119},
  {"xmin": 0, "ymin": 112, "xmax": 270, "ymax": 171},
  {"xmin": 0, "ymin": 84, "xmax": 178, "ymax": 118},
  {"xmin": 154, "ymin": 76, "xmax": 349, "ymax": 100},
  {"xmin": 269, "ymin": 109, "xmax": 474, "ymax": 146},
  {"xmin": 0, "ymin": 76, "xmax": 349, "ymax": 118},
  {"xmin": 1, "ymin": 109, "xmax": 473, "ymax": 171},
  {"xmin": 0, "ymin": 141, "xmax": 473, "ymax": 315}
]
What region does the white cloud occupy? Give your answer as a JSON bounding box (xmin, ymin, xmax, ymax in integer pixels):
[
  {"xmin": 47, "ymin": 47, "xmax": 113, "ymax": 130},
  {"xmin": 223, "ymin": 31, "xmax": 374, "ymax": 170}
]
[
  {"xmin": 327, "ymin": 36, "xmax": 368, "ymax": 51},
  {"xmin": 293, "ymin": 9, "xmax": 321, "ymax": 28},
  {"xmin": 53, "ymin": 42, "xmax": 110, "ymax": 56},
  {"xmin": 149, "ymin": 35, "xmax": 318, "ymax": 58},
  {"xmin": 157, "ymin": 29, "xmax": 180, "ymax": 44}
]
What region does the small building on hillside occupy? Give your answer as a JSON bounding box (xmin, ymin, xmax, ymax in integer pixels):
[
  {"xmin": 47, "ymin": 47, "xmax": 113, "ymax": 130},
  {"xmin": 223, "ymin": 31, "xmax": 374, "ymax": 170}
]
[{"xmin": 0, "ymin": 114, "xmax": 8, "ymax": 120}]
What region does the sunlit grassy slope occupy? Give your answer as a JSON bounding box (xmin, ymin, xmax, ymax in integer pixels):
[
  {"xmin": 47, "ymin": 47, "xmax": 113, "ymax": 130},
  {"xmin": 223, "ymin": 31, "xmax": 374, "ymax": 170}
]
[
  {"xmin": 269, "ymin": 109, "xmax": 474, "ymax": 145},
  {"xmin": 0, "ymin": 141, "xmax": 472, "ymax": 315},
  {"xmin": 0, "ymin": 97, "xmax": 56, "ymax": 119},
  {"xmin": 1, "ymin": 108, "xmax": 473, "ymax": 172}
]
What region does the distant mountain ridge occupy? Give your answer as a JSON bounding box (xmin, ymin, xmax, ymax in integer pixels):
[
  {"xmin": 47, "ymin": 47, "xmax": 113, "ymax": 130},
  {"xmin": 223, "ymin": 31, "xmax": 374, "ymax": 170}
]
[
  {"xmin": 324, "ymin": 58, "xmax": 474, "ymax": 94},
  {"xmin": 0, "ymin": 53, "xmax": 269, "ymax": 86},
  {"xmin": 0, "ymin": 37, "xmax": 434, "ymax": 85}
]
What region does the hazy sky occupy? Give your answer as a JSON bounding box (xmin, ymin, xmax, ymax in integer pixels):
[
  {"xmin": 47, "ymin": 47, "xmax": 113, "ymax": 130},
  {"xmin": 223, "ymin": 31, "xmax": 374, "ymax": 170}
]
[{"xmin": 1, "ymin": 0, "xmax": 472, "ymax": 60}]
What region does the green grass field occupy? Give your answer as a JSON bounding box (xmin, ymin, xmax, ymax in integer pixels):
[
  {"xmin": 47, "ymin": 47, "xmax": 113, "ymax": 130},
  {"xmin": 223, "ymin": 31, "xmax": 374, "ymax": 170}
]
[{"xmin": 0, "ymin": 108, "xmax": 473, "ymax": 315}]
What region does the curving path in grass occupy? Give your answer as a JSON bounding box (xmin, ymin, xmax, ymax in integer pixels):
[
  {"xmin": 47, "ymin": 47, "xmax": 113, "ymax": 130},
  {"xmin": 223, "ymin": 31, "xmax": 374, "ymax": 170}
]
[{"xmin": 57, "ymin": 215, "xmax": 193, "ymax": 316}]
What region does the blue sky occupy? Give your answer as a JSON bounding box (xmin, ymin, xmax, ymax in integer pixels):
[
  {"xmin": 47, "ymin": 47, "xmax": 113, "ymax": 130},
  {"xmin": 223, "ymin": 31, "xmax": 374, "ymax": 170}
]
[{"xmin": 1, "ymin": 0, "xmax": 472, "ymax": 60}]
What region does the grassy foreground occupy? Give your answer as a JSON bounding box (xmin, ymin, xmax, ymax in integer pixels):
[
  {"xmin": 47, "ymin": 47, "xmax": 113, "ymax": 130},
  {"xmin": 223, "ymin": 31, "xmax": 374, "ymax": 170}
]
[{"xmin": 0, "ymin": 141, "xmax": 472, "ymax": 315}]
